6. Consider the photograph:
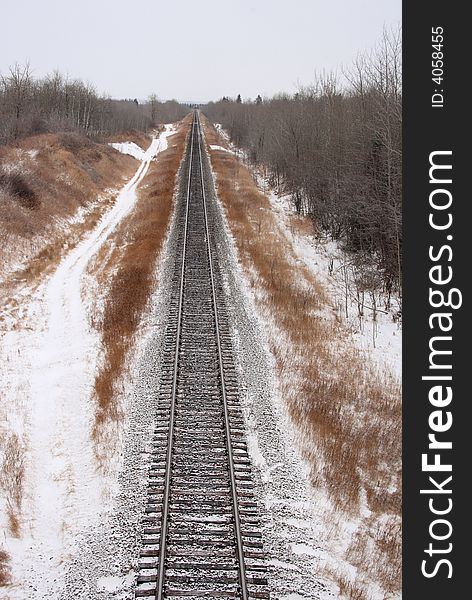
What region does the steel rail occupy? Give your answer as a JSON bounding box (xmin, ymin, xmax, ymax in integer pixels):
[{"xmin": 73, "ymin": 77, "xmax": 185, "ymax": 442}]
[
  {"xmin": 155, "ymin": 112, "xmax": 196, "ymax": 600},
  {"xmin": 195, "ymin": 112, "xmax": 250, "ymax": 600}
]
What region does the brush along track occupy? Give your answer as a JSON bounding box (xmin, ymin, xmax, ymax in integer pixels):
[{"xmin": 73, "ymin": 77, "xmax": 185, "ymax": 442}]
[{"xmin": 135, "ymin": 112, "xmax": 269, "ymax": 600}]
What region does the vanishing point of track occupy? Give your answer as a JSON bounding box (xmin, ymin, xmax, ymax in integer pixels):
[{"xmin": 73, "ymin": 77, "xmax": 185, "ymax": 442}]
[{"xmin": 135, "ymin": 112, "xmax": 269, "ymax": 599}]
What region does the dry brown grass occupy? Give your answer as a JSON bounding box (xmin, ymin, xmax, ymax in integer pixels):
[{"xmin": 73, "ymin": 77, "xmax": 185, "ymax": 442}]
[
  {"xmin": 0, "ymin": 549, "xmax": 10, "ymax": 587},
  {"xmin": 201, "ymin": 115, "xmax": 401, "ymax": 597},
  {"xmin": 0, "ymin": 432, "xmax": 25, "ymax": 537},
  {"xmin": 91, "ymin": 115, "xmax": 192, "ymax": 451},
  {"xmin": 0, "ymin": 132, "xmax": 137, "ymax": 291}
]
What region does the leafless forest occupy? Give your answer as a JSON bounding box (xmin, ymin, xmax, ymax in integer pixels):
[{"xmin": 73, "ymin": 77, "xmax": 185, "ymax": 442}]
[
  {"xmin": 0, "ymin": 26, "xmax": 402, "ymax": 600},
  {"xmin": 0, "ymin": 65, "xmax": 188, "ymax": 143},
  {"xmin": 204, "ymin": 28, "xmax": 401, "ymax": 296}
]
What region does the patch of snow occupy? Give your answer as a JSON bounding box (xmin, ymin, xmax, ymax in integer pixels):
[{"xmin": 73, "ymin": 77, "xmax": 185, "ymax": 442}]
[
  {"xmin": 108, "ymin": 142, "xmax": 146, "ymax": 161},
  {"xmin": 109, "ymin": 125, "xmax": 174, "ymax": 161},
  {"xmin": 269, "ymin": 559, "xmax": 300, "ymax": 572},
  {"xmin": 245, "ymin": 431, "xmax": 270, "ymax": 481},
  {"xmin": 291, "ymin": 542, "xmax": 319, "ymax": 557},
  {"xmin": 1, "ymin": 149, "xmax": 37, "ymax": 175},
  {"xmin": 285, "ymin": 517, "xmax": 313, "ymax": 530},
  {"xmin": 214, "ymin": 124, "xmax": 230, "ymax": 143},
  {"xmin": 209, "ymin": 144, "xmax": 232, "ymax": 153}
]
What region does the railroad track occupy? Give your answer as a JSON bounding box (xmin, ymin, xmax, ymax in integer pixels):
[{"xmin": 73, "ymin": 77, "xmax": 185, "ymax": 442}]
[{"xmin": 135, "ymin": 112, "xmax": 269, "ymax": 600}]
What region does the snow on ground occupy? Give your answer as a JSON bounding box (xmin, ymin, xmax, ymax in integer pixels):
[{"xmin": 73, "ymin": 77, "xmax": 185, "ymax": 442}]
[
  {"xmin": 213, "ymin": 123, "xmax": 401, "ymax": 380},
  {"xmin": 219, "ymin": 243, "xmax": 342, "ymax": 600},
  {"xmin": 265, "ymin": 188, "xmax": 402, "ymax": 380},
  {"xmin": 0, "ymin": 125, "xmax": 175, "ymax": 599},
  {"xmin": 108, "ymin": 142, "xmax": 147, "ymax": 161},
  {"xmin": 204, "ymin": 133, "xmax": 401, "ymax": 599},
  {"xmin": 209, "ymin": 144, "xmax": 232, "ymax": 153}
]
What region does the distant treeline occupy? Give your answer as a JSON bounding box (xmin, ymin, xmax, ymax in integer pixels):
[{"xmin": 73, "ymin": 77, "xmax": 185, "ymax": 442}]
[
  {"xmin": 0, "ymin": 65, "xmax": 189, "ymax": 144},
  {"xmin": 204, "ymin": 28, "xmax": 402, "ymax": 292}
]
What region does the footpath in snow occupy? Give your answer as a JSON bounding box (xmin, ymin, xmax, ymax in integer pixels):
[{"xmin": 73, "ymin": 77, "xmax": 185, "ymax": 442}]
[{"xmin": 0, "ymin": 125, "xmax": 175, "ymax": 599}]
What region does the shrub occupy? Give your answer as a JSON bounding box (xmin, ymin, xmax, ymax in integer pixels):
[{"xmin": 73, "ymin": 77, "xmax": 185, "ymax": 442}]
[{"xmin": 0, "ymin": 171, "xmax": 39, "ymax": 209}]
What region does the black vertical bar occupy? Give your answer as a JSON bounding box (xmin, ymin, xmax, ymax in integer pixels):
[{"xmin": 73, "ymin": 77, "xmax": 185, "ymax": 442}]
[{"xmin": 403, "ymin": 3, "xmax": 467, "ymax": 598}]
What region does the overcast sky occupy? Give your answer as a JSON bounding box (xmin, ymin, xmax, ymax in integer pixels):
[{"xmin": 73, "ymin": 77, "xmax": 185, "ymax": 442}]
[{"xmin": 1, "ymin": 0, "xmax": 401, "ymax": 102}]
